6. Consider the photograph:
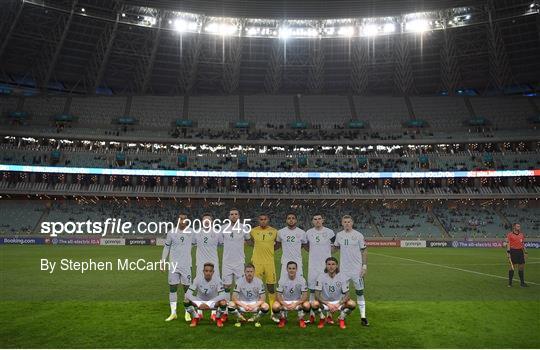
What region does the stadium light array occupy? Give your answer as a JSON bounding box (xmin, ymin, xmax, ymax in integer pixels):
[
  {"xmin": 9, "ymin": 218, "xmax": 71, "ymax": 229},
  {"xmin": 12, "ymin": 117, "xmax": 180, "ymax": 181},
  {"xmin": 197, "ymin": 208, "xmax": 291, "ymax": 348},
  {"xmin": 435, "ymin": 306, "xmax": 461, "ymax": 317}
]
[
  {"xmin": 361, "ymin": 24, "xmax": 379, "ymax": 37},
  {"xmin": 383, "ymin": 23, "xmax": 396, "ymax": 33},
  {"xmin": 338, "ymin": 26, "xmax": 355, "ymax": 37},
  {"xmin": 405, "ymin": 19, "xmax": 430, "ymax": 33},
  {"xmin": 529, "ymin": 2, "xmax": 540, "ymax": 12},
  {"xmin": 173, "ymin": 19, "xmax": 198, "ymax": 33},
  {"xmin": 205, "ymin": 21, "xmax": 238, "ymax": 36},
  {"xmin": 141, "ymin": 15, "xmax": 156, "ymax": 26},
  {"xmin": 278, "ymin": 27, "xmax": 291, "ymax": 39},
  {"xmin": 23, "ymin": 0, "xmax": 479, "ymax": 39}
]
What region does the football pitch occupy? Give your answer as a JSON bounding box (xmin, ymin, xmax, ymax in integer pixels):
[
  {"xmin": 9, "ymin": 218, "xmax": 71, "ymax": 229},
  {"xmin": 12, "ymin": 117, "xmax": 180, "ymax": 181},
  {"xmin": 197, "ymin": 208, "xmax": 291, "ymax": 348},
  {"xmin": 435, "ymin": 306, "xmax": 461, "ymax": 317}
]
[{"xmin": 1, "ymin": 245, "xmax": 538, "ymax": 348}]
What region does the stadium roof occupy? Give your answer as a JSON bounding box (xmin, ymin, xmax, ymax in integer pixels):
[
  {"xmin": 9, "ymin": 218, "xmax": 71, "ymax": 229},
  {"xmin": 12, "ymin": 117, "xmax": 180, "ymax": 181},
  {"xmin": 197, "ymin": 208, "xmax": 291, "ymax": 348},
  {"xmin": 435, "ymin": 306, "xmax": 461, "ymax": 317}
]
[{"xmin": 0, "ymin": 0, "xmax": 538, "ymax": 95}]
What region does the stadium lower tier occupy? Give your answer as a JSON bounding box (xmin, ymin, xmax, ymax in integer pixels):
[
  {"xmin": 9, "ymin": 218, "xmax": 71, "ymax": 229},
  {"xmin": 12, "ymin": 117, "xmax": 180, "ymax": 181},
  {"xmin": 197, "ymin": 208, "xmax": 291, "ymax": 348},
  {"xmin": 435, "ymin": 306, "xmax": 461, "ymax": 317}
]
[{"xmin": 0, "ymin": 197, "xmax": 538, "ymax": 239}]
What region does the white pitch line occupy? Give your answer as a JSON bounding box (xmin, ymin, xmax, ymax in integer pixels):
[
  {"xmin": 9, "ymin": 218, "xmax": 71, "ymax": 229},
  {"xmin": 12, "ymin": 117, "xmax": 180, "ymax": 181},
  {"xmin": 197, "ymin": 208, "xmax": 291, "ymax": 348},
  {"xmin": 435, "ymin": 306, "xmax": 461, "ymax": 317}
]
[{"xmin": 370, "ymin": 252, "xmax": 539, "ymax": 285}]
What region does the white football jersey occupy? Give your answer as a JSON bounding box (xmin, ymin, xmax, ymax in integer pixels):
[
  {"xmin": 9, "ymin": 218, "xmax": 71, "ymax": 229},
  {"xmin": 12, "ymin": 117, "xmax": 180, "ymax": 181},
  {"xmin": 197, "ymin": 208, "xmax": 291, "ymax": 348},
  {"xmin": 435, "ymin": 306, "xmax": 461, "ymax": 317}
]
[
  {"xmin": 234, "ymin": 276, "xmax": 266, "ymax": 302},
  {"xmin": 334, "ymin": 229, "xmax": 366, "ymax": 272},
  {"xmin": 195, "ymin": 229, "xmax": 222, "ymax": 269},
  {"xmin": 277, "ymin": 274, "xmax": 308, "ymax": 301},
  {"xmin": 188, "ymin": 274, "xmax": 224, "ymax": 301},
  {"xmin": 306, "ymin": 226, "xmax": 335, "ymax": 273},
  {"xmin": 315, "ymin": 272, "xmax": 348, "ymax": 302},
  {"xmin": 162, "ymin": 227, "xmax": 195, "ymax": 271},
  {"xmin": 221, "ymin": 222, "xmax": 250, "ymax": 267},
  {"xmin": 277, "ymin": 226, "xmax": 307, "ymax": 264}
]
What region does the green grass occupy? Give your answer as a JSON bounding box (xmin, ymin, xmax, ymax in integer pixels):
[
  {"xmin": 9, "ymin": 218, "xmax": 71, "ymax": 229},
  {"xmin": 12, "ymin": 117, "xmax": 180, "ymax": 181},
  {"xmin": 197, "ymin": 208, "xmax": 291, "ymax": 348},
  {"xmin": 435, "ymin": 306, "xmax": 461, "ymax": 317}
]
[{"xmin": 1, "ymin": 246, "xmax": 539, "ymax": 348}]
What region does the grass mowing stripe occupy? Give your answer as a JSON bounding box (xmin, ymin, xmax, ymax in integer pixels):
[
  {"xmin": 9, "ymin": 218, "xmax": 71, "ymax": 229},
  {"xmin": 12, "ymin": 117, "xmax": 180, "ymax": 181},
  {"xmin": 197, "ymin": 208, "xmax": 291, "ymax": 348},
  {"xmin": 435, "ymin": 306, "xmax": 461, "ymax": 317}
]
[
  {"xmin": 370, "ymin": 252, "xmax": 540, "ymax": 285},
  {"xmin": 1, "ymin": 300, "xmax": 538, "ymax": 348}
]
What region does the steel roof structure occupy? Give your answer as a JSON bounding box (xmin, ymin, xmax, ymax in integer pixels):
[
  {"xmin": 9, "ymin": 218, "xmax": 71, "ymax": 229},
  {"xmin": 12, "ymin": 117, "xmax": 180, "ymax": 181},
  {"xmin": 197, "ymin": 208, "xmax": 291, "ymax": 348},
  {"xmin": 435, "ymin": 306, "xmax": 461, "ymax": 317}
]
[{"xmin": 0, "ymin": 0, "xmax": 538, "ymax": 95}]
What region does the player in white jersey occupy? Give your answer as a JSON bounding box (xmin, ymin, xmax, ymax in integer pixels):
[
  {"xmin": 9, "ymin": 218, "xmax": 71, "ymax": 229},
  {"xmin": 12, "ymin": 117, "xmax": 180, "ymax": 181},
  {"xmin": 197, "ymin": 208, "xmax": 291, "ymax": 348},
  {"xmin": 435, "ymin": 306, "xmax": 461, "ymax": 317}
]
[
  {"xmin": 161, "ymin": 212, "xmax": 195, "ymax": 322},
  {"xmin": 276, "ymin": 213, "xmax": 307, "ymax": 280},
  {"xmin": 221, "ymin": 208, "xmax": 251, "ymax": 291},
  {"xmin": 195, "ymin": 213, "xmax": 223, "ymax": 321},
  {"xmin": 184, "ymin": 262, "xmax": 228, "ymax": 328},
  {"xmin": 195, "ymin": 213, "xmax": 222, "ymax": 278},
  {"xmin": 220, "ymin": 208, "xmax": 250, "ymax": 322},
  {"xmin": 228, "ymin": 263, "xmax": 270, "ymax": 328},
  {"xmin": 334, "ymin": 215, "xmax": 369, "ymax": 326},
  {"xmin": 272, "ymin": 261, "xmax": 310, "ymax": 328},
  {"xmin": 311, "ymin": 257, "xmax": 356, "ymax": 329},
  {"xmin": 304, "ymin": 213, "xmax": 335, "ymax": 323}
]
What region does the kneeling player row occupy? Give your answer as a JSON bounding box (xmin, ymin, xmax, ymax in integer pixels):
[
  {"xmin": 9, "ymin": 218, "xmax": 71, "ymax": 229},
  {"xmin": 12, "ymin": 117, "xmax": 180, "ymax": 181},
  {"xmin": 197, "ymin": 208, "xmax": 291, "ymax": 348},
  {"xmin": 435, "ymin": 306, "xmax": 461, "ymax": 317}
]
[{"xmin": 180, "ymin": 259, "xmax": 367, "ymax": 329}]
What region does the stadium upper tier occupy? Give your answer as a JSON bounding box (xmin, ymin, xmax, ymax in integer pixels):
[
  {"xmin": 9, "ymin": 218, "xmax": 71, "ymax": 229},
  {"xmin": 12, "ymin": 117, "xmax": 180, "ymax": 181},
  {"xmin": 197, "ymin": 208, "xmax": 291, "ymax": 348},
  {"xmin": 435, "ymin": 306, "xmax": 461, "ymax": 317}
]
[
  {"xmin": 0, "ymin": 198, "xmax": 537, "ymax": 239},
  {"xmin": 1, "ymin": 95, "xmax": 539, "ymax": 145}
]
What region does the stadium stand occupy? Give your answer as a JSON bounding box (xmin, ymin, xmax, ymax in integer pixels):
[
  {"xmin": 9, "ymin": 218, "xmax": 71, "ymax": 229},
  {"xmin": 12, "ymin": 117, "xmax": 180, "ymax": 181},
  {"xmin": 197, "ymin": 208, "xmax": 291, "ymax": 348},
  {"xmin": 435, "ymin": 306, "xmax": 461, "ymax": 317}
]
[
  {"xmin": 434, "ymin": 206, "xmax": 506, "ymax": 238},
  {"xmin": 0, "ymin": 200, "xmax": 44, "ymax": 234},
  {"xmin": 498, "ymin": 205, "xmax": 540, "ymax": 236},
  {"xmin": 410, "ymin": 96, "xmax": 470, "ymax": 131},
  {"xmin": 244, "ymin": 95, "xmax": 296, "ymax": 129},
  {"xmin": 23, "ymin": 96, "xmax": 66, "ymax": 119},
  {"xmin": 2, "ymin": 139, "xmax": 538, "ymax": 172},
  {"xmin": 298, "ymin": 95, "xmax": 352, "ymax": 127},
  {"xmin": 1, "ymin": 198, "xmax": 537, "ymax": 238},
  {"xmin": 131, "ymin": 96, "xmax": 183, "ymax": 128},
  {"xmin": 70, "ymin": 96, "xmax": 126, "ymax": 125},
  {"xmin": 353, "ymin": 96, "xmax": 409, "ymax": 131},
  {"xmin": 189, "ymin": 96, "xmax": 239, "ymax": 128},
  {"xmin": 469, "ymin": 97, "xmax": 533, "ymax": 130},
  {"xmin": 371, "ymin": 207, "xmax": 444, "ymax": 238}
]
